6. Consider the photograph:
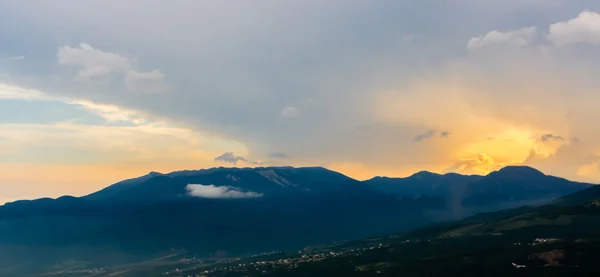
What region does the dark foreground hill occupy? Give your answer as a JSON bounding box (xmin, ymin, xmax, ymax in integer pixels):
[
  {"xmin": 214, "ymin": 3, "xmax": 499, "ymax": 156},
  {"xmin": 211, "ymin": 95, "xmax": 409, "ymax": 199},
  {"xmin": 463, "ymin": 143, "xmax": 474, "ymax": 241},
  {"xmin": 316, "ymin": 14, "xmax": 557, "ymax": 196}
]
[
  {"xmin": 0, "ymin": 166, "xmax": 594, "ymax": 276},
  {"xmin": 236, "ymin": 185, "xmax": 600, "ymax": 277},
  {"xmin": 41, "ymin": 175, "xmax": 600, "ymax": 277}
]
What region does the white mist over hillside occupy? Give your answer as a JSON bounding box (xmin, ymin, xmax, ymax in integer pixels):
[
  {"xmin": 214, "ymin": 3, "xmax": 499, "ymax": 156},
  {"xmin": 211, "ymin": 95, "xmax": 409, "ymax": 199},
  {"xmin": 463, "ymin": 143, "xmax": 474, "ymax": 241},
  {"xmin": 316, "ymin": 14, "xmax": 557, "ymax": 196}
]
[{"xmin": 186, "ymin": 184, "xmax": 263, "ymax": 199}]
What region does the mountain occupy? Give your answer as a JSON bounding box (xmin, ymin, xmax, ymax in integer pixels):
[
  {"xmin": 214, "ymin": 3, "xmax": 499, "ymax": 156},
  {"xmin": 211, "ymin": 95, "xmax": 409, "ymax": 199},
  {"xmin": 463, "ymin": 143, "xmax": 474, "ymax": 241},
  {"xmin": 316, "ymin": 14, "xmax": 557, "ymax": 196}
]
[
  {"xmin": 84, "ymin": 166, "xmax": 368, "ymax": 204},
  {"xmin": 0, "ymin": 165, "xmax": 594, "ymax": 276},
  {"xmin": 68, "ymin": 181, "xmax": 600, "ymax": 277},
  {"xmin": 364, "ymin": 171, "xmax": 482, "ymax": 197},
  {"xmin": 552, "ymin": 180, "xmax": 600, "ymax": 206},
  {"xmin": 461, "ymin": 166, "xmax": 591, "ymax": 206},
  {"xmin": 0, "ymin": 167, "xmax": 443, "ymax": 276},
  {"xmin": 365, "ymin": 166, "xmax": 592, "ymax": 209}
]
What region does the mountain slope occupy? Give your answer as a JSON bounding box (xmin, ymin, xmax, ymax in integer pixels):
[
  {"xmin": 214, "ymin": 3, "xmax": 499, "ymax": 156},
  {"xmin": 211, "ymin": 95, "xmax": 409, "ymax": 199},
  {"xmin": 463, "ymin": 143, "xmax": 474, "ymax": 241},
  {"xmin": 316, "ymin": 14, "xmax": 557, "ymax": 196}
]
[
  {"xmin": 84, "ymin": 166, "xmax": 367, "ymax": 204},
  {"xmin": 250, "ymin": 182, "xmax": 600, "ymax": 277},
  {"xmin": 462, "ymin": 166, "xmax": 592, "ymax": 206},
  {"xmin": 364, "ymin": 171, "xmax": 482, "ymax": 197},
  {"xmin": 365, "ymin": 166, "xmax": 592, "ymax": 209},
  {"xmin": 551, "ymin": 182, "xmax": 600, "ymax": 206}
]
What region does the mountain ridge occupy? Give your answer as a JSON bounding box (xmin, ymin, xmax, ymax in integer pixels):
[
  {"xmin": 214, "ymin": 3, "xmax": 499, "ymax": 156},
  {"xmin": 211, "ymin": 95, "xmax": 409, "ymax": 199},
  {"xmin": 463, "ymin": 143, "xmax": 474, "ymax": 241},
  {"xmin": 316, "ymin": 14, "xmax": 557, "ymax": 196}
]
[
  {"xmin": 365, "ymin": 166, "xmax": 593, "ymax": 205},
  {"xmin": 4, "ymin": 165, "xmax": 595, "ymax": 207},
  {"xmin": 0, "ymin": 165, "xmax": 595, "ymax": 276}
]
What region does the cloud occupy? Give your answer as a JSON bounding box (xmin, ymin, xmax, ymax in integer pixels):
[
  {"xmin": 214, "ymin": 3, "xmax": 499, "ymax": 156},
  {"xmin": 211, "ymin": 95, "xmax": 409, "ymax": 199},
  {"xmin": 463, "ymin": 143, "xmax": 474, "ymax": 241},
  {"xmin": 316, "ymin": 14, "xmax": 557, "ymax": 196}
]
[
  {"xmin": 214, "ymin": 152, "xmax": 247, "ymax": 164},
  {"xmin": 125, "ymin": 70, "xmax": 170, "ymax": 93},
  {"xmin": 58, "ymin": 43, "xmax": 131, "ymax": 82},
  {"xmin": 577, "ymin": 161, "xmax": 600, "ymax": 180},
  {"xmin": 72, "ymin": 99, "xmax": 147, "ymax": 124},
  {"xmin": 0, "ymin": 83, "xmax": 148, "ymax": 125},
  {"xmin": 9, "ymin": 56, "xmax": 25, "ymax": 60},
  {"xmin": 0, "ymin": 83, "xmax": 152, "ymax": 125},
  {"xmin": 0, "ymin": 84, "xmax": 51, "ymax": 101},
  {"xmin": 548, "ymin": 11, "xmax": 600, "ymax": 47},
  {"xmin": 269, "ymin": 152, "xmax": 290, "ymax": 159},
  {"xmin": 540, "ymin": 133, "xmax": 566, "ymax": 142},
  {"xmin": 524, "ymin": 149, "xmax": 538, "ymax": 164},
  {"xmin": 414, "ymin": 130, "xmax": 436, "ymax": 142},
  {"xmin": 467, "ymin": 27, "xmax": 537, "ymax": 50},
  {"xmin": 280, "ymin": 106, "xmax": 299, "ymax": 118},
  {"xmin": 213, "ymin": 152, "xmax": 266, "ymax": 166},
  {"xmin": 447, "ymin": 153, "xmax": 501, "ymax": 175},
  {"xmin": 58, "ymin": 43, "xmax": 170, "ymax": 92},
  {"xmin": 186, "ymin": 184, "xmax": 263, "ymax": 199},
  {"xmin": 415, "ymin": 130, "xmax": 451, "ymax": 141}
]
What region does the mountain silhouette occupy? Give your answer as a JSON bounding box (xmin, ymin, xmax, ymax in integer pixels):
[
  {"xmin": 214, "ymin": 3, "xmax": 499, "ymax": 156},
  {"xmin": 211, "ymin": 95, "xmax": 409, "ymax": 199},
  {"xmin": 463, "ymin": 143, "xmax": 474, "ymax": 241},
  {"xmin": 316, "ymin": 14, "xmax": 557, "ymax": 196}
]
[
  {"xmin": 83, "ymin": 166, "xmax": 369, "ymax": 204},
  {"xmin": 0, "ymin": 165, "xmax": 594, "ymax": 276},
  {"xmin": 365, "ymin": 166, "xmax": 591, "ymax": 208}
]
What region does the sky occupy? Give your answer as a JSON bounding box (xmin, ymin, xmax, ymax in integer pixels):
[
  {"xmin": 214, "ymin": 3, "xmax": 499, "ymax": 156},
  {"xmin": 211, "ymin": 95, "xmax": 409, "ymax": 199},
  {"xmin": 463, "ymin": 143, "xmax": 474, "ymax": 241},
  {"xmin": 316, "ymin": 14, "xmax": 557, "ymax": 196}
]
[{"xmin": 2, "ymin": 1, "xmax": 600, "ymax": 203}]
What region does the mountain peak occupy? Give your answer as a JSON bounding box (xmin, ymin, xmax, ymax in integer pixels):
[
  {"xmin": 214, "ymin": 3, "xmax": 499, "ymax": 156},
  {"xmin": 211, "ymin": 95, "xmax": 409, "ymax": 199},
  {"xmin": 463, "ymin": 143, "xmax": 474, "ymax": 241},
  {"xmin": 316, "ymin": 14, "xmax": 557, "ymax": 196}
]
[
  {"xmin": 495, "ymin": 166, "xmax": 544, "ymax": 176},
  {"xmin": 409, "ymin": 170, "xmax": 440, "ymax": 178}
]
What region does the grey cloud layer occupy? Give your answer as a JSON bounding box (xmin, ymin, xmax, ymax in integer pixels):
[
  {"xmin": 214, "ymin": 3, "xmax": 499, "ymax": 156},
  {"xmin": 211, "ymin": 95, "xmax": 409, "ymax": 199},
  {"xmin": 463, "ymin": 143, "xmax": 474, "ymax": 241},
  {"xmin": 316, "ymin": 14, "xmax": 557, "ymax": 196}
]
[
  {"xmin": 2, "ymin": 1, "xmax": 600, "ymax": 177},
  {"xmin": 58, "ymin": 43, "xmax": 170, "ymax": 93}
]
